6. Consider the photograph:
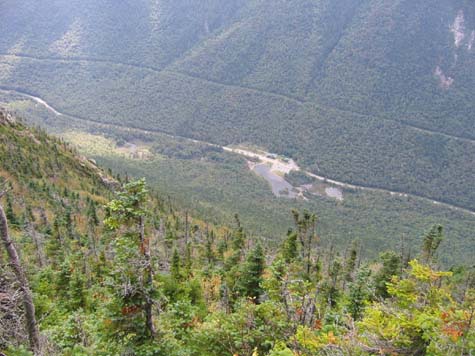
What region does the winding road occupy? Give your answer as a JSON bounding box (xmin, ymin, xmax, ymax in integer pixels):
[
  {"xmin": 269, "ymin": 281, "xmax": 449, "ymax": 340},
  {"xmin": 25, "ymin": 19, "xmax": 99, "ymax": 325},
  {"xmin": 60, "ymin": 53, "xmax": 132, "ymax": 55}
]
[{"xmin": 2, "ymin": 87, "xmax": 475, "ymax": 217}]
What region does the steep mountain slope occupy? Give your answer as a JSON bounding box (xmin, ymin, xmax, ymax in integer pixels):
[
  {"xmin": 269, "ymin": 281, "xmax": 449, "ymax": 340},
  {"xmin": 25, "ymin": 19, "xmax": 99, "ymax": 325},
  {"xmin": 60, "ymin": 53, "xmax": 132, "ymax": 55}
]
[
  {"xmin": 173, "ymin": 0, "xmax": 365, "ymax": 99},
  {"xmin": 0, "ymin": 110, "xmax": 114, "ymax": 207},
  {"xmin": 0, "ymin": 109, "xmax": 217, "ymax": 353},
  {"xmin": 0, "ymin": 1, "xmax": 474, "ymax": 210},
  {"xmin": 0, "ymin": 0, "xmax": 245, "ymax": 68},
  {"xmin": 312, "ymin": 0, "xmax": 475, "ymax": 138},
  {"xmin": 0, "ymin": 108, "xmax": 112, "ymax": 350}
]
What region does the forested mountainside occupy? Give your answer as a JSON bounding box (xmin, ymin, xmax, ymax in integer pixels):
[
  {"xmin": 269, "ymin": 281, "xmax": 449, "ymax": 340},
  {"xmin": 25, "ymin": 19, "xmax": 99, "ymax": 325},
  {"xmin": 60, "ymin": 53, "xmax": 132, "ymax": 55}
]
[
  {"xmin": 1, "ymin": 113, "xmax": 475, "ymax": 355},
  {"xmin": 1, "ymin": 0, "xmax": 475, "ymax": 212}
]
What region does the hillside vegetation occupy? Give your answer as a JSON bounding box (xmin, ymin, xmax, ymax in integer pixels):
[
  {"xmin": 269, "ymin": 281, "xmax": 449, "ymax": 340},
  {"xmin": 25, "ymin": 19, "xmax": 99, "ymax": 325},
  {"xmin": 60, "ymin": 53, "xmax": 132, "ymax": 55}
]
[{"xmin": 1, "ymin": 111, "xmax": 475, "ymax": 356}]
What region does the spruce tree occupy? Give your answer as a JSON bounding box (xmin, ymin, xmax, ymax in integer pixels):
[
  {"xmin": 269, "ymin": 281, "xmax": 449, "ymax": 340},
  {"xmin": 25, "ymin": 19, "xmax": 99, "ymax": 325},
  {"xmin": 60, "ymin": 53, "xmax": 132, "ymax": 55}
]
[
  {"xmin": 225, "ymin": 214, "xmax": 246, "ymax": 271},
  {"xmin": 347, "ymin": 267, "xmax": 371, "ymax": 320},
  {"xmin": 291, "ymin": 209, "xmax": 317, "ymax": 276},
  {"xmin": 205, "ymin": 230, "xmax": 216, "ymax": 268},
  {"xmin": 421, "ymin": 225, "xmax": 443, "ymax": 265},
  {"xmin": 5, "ymin": 193, "xmax": 18, "ymax": 226},
  {"xmin": 104, "ymin": 178, "xmax": 156, "ymax": 338},
  {"xmin": 238, "ymin": 244, "xmax": 265, "ymax": 302},
  {"xmin": 171, "ymin": 248, "xmax": 181, "ymax": 281},
  {"xmin": 281, "ymin": 229, "xmax": 298, "ymax": 263},
  {"xmin": 374, "ymin": 251, "xmax": 402, "ymax": 299}
]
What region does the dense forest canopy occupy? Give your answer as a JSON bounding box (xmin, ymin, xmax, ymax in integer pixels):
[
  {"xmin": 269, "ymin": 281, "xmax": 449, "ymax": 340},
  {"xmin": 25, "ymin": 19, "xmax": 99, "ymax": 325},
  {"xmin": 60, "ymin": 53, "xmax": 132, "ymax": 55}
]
[
  {"xmin": 0, "ymin": 0, "xmax": 474, "ymax": 210},
  {"xmin": 0, "ymin": 0, "xmax": 474, "ymax": 266}
]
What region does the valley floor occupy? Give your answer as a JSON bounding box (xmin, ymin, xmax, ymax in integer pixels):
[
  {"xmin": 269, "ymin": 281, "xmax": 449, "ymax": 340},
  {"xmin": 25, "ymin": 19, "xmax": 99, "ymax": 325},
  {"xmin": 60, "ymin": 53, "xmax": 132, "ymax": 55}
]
[{"xmin": 2, "ymin": 87, "xmax": 474, "ymax": 217}]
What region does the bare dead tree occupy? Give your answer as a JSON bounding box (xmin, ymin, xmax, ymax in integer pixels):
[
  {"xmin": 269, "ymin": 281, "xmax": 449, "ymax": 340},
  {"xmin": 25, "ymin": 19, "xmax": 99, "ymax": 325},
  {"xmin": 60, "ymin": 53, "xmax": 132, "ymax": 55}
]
[
  {"xmin": 184, "ymin": 210, "xmax": 189, "ymax": 246},
  {"xmin": 0, "ymin": 197, "xmax": 41, "ymax": 355},
  {"xmin": 0, "ymin": 270, "xmax": 27, "ymax": 349},
  {"xmin": 140, "ymin": 216, "xmax": 155, "ymax": 337},
  {"xmin": 25, "ymin": 220, "xmax": 45, "ymax": 268}
]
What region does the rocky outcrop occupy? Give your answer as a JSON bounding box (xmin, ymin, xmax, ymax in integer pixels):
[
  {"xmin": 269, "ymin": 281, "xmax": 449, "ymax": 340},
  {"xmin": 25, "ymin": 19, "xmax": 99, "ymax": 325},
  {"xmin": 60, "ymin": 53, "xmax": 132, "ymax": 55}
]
[{"xmin": 0, "ymin": 108, "xmax": 16, "ymax": 125}]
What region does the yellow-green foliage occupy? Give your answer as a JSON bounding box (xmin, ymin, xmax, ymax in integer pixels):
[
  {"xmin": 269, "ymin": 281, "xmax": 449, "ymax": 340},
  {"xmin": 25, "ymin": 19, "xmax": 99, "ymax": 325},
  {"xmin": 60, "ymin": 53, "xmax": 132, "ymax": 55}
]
[{"xmin": 359, "ymin": 260, "xmax": 472, "ymax": 355}]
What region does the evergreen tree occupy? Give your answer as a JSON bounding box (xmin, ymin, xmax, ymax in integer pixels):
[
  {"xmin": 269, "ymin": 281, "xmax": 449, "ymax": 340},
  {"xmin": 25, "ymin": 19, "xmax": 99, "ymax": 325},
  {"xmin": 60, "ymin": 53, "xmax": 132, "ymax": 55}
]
[
  {"xmin": 291, "ymin": 209, "xmax": 317, "ymax": 277},
  {"xmin": 86, "ymin": 201, "xmax": 99, "ymax": 227},
  {"xmin": 184, "ymin": 242, "xmax": 193, "ymax": 277},
  {"xmin": 347, "ymin": 267, "xmax": 371, "ymax": 320},
  {"xmin": 45, "ymin": 216, "xmax": 65, "ymax": 264},
  {"xmin": 231, "ymin": 214, "xmax": 245, "ymax": 252},
  {"xmin": 63, "ymin": 207, "xmax": 74, "ymax": 240},
  {"xmin": 171, "ymin": 248, "xmax": 181, "ymax": 281},
  {"xmin": 323, "ymin": 258, "xmax": 342, "ymax": 308},
  {"xmin": 281, "ymin": 229, "xmax": 298, "ymax": 263},
  {"xmin": 104, "ymin": 178, "xmax": 156, "ymax": 338},
  {"xmin": 238, "ymin": 244, "xmax": 265, "ymax": 302},
  {"xmin": 344, "ymin": 242, "xmax": 358, "ymax": 284},
  {"xmin": 205, "ymin": 230, "xmax": 216, "ymax": 268},
  {"xmin": 5, "ymin": 193, "xmax": 18, "ymax": 227},
  {"xmin": 421, "ymin": 225, "xmax": 443, "ymax": 264},
  {"xmin": 225, "ymin": 214, "xmax": 246, "ymax": 271},
  {"xmin": 374, "ymin": 251, "xmax": 402, "ymax": 299}
]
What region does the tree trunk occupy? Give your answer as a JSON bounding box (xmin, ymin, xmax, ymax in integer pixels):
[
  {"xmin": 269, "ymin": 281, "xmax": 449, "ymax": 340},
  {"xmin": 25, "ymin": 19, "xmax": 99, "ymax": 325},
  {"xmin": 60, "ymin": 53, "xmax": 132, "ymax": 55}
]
[
  {"xmin": 140, "ymin": 216, "xmax": 155, "ymax": 337},
  {"xmin": 0, "ymin": 203, "xmax": 41, "ymax": 355},
  {"xmin": 185, "ymin": 210, "xmax": 189, "ymax": 246},
  {"xmin": 27, "ymin": 221, "xmax": 44, "ymax": 268}
]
